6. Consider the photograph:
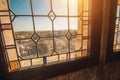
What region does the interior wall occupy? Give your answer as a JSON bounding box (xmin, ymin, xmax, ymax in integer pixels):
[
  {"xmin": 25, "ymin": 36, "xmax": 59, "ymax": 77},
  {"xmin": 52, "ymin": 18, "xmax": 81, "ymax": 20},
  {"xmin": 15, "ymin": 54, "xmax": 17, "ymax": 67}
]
[{"xmin": 47, "ymin": 61, "xmax": 120, "ymax": 80}]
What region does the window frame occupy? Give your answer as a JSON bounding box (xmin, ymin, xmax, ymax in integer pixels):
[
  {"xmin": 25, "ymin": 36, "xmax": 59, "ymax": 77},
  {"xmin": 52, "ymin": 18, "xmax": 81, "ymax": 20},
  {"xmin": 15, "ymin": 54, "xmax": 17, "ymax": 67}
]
[
  {"xmin": 106, "ymin": 0, "xmax": 120, "ymax": 62},
  {"xmin": 0, "ymin": 0, "xmax": 103, "ymax": 79}
]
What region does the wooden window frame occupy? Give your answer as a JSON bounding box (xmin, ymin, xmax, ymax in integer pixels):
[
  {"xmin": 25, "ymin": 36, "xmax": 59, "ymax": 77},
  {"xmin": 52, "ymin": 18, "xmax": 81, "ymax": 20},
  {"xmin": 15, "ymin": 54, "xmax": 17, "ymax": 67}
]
[
  {"xmin": 106, "ymin": 0, "xmax": 120, "ymax": 62},
  {"xmin": 0, "ymin": 0, "xmax": 103, "ymax": 80}
]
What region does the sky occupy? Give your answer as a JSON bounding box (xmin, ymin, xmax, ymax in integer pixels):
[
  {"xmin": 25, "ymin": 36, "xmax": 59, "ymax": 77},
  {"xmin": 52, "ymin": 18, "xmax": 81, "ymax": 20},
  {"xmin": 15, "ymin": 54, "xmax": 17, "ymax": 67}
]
[{"xmin": 9, "ymin": 0, "xmax": 78, "ymax": 32}]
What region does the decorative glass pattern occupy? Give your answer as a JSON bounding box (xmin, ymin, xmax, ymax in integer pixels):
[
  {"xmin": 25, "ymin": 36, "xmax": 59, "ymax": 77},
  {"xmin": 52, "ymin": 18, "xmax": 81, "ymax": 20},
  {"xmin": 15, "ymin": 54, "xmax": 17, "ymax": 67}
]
[
  {"xmin": 113, "ymin": 0, "xmax": 120, "ymax": 51},
  {"xmin": 0, "ymin": 0, "xmax": 89, "ymax": 72}
]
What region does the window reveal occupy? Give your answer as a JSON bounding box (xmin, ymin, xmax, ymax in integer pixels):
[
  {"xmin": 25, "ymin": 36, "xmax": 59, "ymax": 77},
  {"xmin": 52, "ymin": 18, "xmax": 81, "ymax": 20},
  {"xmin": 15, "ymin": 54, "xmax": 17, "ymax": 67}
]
[
  {"xmin": 113, "ymin": 0, "xmax": 120, "ymax": 51},
  {"xmin": 0, "ymin": 0, "xmax": 89, "ymax": 72}
]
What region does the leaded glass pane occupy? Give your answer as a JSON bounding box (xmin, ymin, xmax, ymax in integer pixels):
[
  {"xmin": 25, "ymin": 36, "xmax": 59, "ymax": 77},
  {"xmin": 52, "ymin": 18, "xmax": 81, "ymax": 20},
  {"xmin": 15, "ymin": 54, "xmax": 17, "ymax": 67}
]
[
  {"xmin": 83, "ymin": 40, "xmax": 88, "ymax": 49},
  {"xmin": 52, "ymin": 0, "xmax": 67, "ymax": 15},
  {"xmin": 0, "ymin": 12, "xmax": 9, "ymax": 16},
  {"xmin": 7, "ymin": 49, "xmax": 18, "ymax": 61},
  {"xmin": 59, "ymin": 54, "xmax": 67, "ymax": 61},
  {"xmin": 13, "ymin": 17, "xmax": 33, "ymax": 39},
  {"xmin": 32, "ymin": 0, "xmax": 50, "ymax": 15},
  {"xmin": 70, "ymin": 35, "xmax": 82, "ymax": 52},
  {"xmin": 81, "ymin": 50, "xmax": 87, "ymax": 57},
  {"xmin": 32, "ymin": 58, "xmax": 43, "ymax": 66},
  {"xmin": 37, "ymin": 38, "xmax": 53, "ymax": 56},
  {"xmin": 0, "ymin": 0, "xmax": 8, "ymax": 10},
  {"xmin": 55, "ymin": 37, "xmax": 69, "ymax": 54},
  {"xmin": 9, "ymin": 61, "xmax": 19, "ymax": 72},
  {"xmin": 3, "ymin": 30, "xmax": 14, "ymax": 45},
  {"xmin": 70, "ymin": 51, "xmax": 82, "ymax": 59},
  {"xmin": 69, "ymin": 0, "xmax": 78, "ymax": 16},
  {"xmin": 54, "ymin": 17, "xmax": 68, "ymax": 36},
  {"xmin": 70, "ymin": 18, "xmax": 82, "ymax": 35},
  {"xmin": 34, "ymin": 17, "xmax": 53, "ymax": 37},
  {"xmin": 0, "ymin": 16, "xmax": 10, "ymax": 24},
  {"xmin": 47, "ymin": 55, "xmax": 58, "ymax": 63},
  {"xmin": 20, "ymin": 60, "xmax": 31, "ymax": 68},
  {"xmin": 9, "ymin": 0, "xmax": 31, "ymax": 15},
  {"xmin": 0, "ymin": 0, "xmax": 89, "ymax": 72},
  {"xmin": 16, "ymin": 39, "xmax": 37, "ymax": 59}
]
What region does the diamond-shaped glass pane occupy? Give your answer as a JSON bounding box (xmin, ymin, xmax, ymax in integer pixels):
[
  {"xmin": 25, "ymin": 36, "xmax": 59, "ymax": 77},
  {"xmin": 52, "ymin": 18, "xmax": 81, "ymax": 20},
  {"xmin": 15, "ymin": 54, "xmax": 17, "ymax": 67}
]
[
  {"xmin": 48, "ymin": 11, "xmax": 56, "ymax": 21},
  {"xmin": 66, "ymin": 31, "xmax": 72, "ymax": 40},
  {"xmin": 32, "ymin": 34, "xmax": 40, "ymax": 42},
  {"xmin": 10, "ymin": 11, "xmax": 16, "ymax": 22},
  {"xmin": 51, "ymin": 51, "xmax": 58, "ymax": 55}
]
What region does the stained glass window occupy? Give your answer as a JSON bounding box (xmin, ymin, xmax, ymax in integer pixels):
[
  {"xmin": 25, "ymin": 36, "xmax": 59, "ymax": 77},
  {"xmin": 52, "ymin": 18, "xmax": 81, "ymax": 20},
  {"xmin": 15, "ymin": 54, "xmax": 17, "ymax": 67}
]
[
  {"xmin": 0, "ymin": 0, "xmax": 89, "ymax": 72},
  {"xmin": 113, "ymin": 0, "xmax": 120, "ymax": 51}
]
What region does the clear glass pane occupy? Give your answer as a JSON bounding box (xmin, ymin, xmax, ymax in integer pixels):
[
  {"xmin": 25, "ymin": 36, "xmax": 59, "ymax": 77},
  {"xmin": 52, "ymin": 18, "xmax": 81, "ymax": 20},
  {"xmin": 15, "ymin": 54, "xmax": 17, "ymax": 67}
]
[
  {"xmin": 9, "ymin": 0, "xmax": 31, "ymax": 15},
  {"xmin": 0, "ymin": 0, "xmax": 8, "ymax": 10},
  {"xmin": 55, "ymin": 37, "xmax": 68, "ymax": 54},
  {"xmin": 34, "ymin": 17, "xmax": 53, "ymax": 37},
  {"xmin": 3, "ymin": 30, "xmax": 14, "ymax": 45},
  {"xmin": 37, "ymin": 38, "xmax": 53, "ymax": 57},
  {"xmin": 52, "ymin": 0, "xmax": 67, "ymax": 15},
  {"xmin": 7, "ymin": 49, "xmax": 18, "ymax": 61},
  {"xmin": 32, "ymin": 0, "xmax": 50, "ymax": 15},
  {"xmin": 70, "ymin": 35, "xmax": 82, "ymax": 52},
  {"xmin": 13, "ymin": 17, "xmax": 33, "ymax": 39},
  {"xmin": 54, "ymin": 17, "xmax": 68, "ymax": 36},
  {"xmin": 69, "ymin": 0, "xmax": 78, "ymax": 16},
  {"xmin": 16, "ymin": 39, "xmax": 37, "ymax": 59},
  {"xmin": 70, "ymin": 18, "xmax": 82, "ymax": 35}
]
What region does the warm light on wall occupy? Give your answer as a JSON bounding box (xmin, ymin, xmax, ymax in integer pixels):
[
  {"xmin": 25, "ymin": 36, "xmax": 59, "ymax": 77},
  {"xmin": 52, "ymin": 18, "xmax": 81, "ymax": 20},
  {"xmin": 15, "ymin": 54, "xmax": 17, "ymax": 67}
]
[{"xmin": 118, "ymin": 0, "xmax": 120, "ymax": 4}]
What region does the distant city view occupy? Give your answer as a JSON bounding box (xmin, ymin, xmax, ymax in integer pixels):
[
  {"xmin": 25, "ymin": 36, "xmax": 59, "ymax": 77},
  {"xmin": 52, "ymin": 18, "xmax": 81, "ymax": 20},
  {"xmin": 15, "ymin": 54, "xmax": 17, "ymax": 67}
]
[{"xmin": 15, "ymin": 30, "xmax": 81, "ymax": 59}]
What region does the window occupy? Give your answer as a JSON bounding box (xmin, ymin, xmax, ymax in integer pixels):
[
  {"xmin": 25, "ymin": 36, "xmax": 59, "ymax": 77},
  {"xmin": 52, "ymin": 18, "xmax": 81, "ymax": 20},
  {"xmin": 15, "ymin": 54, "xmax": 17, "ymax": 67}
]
[
  {"xmin": 0, "ymin": 0, "xmax": 102, "ymax": 79},
  {"xmin": 106, "ymin": 0, "xmax": 120, "ymax": 62},
  {"xmin": 113, "ymin": 0, "xmax": 120, "ymax": 52}
]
